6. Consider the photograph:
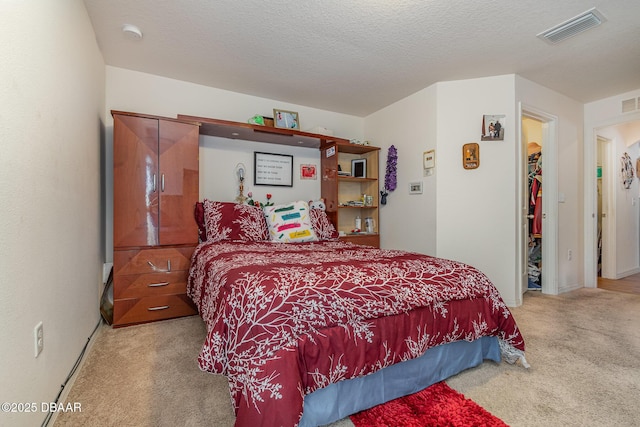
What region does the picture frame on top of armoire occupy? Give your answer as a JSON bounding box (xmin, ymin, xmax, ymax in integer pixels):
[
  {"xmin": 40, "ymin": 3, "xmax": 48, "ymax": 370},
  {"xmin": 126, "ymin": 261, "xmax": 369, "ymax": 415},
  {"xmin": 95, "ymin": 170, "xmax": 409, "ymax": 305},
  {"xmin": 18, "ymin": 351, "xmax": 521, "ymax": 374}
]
[{"xmin": 273, "ymin": 109, "xmax": 300, "ymax": 130}]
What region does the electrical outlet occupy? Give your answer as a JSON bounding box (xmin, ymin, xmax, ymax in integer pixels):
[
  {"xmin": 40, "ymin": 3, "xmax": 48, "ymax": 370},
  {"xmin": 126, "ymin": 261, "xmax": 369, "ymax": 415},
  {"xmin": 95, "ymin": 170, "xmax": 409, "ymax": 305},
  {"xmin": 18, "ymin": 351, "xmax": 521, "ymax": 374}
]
[
  {"xmin": 567, "ymin": 249, "xmax": 572, "ymax": 261},
  {"xmin": 34, "ymin": 322, "xmax": 43, "ymax": 358}
]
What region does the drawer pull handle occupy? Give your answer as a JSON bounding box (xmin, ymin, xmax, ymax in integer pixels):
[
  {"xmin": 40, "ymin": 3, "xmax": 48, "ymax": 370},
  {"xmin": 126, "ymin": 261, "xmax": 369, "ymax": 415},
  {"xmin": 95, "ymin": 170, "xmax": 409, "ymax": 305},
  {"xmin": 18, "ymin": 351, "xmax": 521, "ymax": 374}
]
[
  {"xmin": 147, "ymin": 305, "xmax": 170, "ymax": 311},
  {"xmin": 146, "ymin": 260, "xmax": 171, "ymax": 272},
  {"xmin": 148, "ymin": 282, "xmax": 170, "ymax": 287}
]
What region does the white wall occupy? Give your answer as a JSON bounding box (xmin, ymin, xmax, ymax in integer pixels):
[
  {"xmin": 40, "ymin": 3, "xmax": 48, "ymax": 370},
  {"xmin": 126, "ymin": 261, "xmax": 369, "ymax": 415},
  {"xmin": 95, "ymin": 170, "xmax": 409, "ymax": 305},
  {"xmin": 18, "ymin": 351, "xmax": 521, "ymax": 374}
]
[
  {"xmin": 105, "ymin": 67, "xmax": 363, "ymax": 138},
  {"xmin": 366, "ymin": 75, "xmax": 521, "ymax": 304},
  {"xmin": 364, "ymin": 74, "xmax": 585, "ymax": 306},
  {"xmin": 523, "ymin": 117, "xmax": 543, "ymax": 149},
  {"xmin": 364, "ymin": 85, "xmax": 438, "ymax": 254},
  {"xmin": 584, "ymin": 89, "xmax": 640, "ymax": 286},
  {"xmin": 104, "ymin": 67, "xmax": 365, "ymax": 260},
  {"xmin": 0, "ymin": 2, "xmax": 105, "ymax": 426},
  {"xmin": 436, "ymin": 75, "xmax": 519, "ymax": 305},
  {"xmin": 199, "ymin": 136, "xmax": 320, "ymax": 203}
]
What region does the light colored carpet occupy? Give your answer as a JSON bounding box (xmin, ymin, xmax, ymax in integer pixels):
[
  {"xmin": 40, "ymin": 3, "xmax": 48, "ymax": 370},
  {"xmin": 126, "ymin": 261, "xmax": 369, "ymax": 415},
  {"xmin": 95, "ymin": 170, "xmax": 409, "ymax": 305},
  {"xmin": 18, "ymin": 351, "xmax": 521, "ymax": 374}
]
[{"xmin": 54, "ymin": 288, "xmax": 640, "ymax": 426}]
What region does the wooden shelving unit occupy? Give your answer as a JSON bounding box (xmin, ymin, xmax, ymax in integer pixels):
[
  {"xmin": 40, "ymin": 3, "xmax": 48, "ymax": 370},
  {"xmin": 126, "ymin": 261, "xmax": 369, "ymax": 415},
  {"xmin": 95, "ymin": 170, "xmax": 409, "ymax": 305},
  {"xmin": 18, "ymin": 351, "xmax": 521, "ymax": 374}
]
[
  {"xmin": 320, "ymin": 141, "xmax": 380, "ymax": 248},
  {"xmin": 176, "ymin": 114, "xmax": 381, "ymax": 248}
]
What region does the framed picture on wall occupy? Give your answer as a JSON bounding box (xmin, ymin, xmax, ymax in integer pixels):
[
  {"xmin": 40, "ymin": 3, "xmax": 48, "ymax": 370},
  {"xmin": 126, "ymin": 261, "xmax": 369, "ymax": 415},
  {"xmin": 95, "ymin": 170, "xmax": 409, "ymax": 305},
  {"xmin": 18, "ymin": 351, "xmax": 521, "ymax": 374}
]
[
  {"xmin": 462, "ymin": 143, "xmax": 480, "ymax": 169},
  {"xmin": 254, "ymin": 152, "xmax": 294, "ymax": 186},
  {"xmin": 481, "ymin": 114, "xmax": 505, "ymax": 141},
  {"xmin": 300, "ymin": 164, "xmax": 317, "ymax": 180},
  {"xmin": 423, "ymin": 150, "xmax": 435, "ymax": 169}
]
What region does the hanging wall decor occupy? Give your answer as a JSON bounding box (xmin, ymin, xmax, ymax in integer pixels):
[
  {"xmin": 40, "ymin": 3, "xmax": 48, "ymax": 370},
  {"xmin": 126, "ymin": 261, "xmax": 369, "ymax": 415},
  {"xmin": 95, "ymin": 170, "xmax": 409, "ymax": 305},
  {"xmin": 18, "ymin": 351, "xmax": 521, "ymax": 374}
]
[
  {"xmin": 254, "ymin": 152, "xmax": 294, "ymax": 186},
  {"xmin": 380, "ymin": 145, "xmax": 398, "ymax": 205},
  {"xmin": 462, "ymin": 143, "xmax": 480, "ymax": 169},
  {"xmin": 620, "ymin": 152, "xmax": 634, "ymax": 189},
  {"xmin": 423, "ymin": 149, "xmax": 435, "ymax": 176},
  {"xmin": 481, "ymin": 114, "xmax": 505, "ymax": 141},
  {"xmin": 300, "ymin": 164, "xmax": 317, "ymax": 180}
]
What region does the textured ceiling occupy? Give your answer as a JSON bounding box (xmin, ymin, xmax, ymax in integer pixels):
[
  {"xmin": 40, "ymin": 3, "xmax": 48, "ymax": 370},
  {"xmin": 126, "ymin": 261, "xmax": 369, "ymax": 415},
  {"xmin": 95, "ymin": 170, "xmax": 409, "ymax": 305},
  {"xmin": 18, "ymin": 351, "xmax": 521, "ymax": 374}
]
[{"xmin": 83, "ymin": 0, "xmax": 640, "ymax": 117}]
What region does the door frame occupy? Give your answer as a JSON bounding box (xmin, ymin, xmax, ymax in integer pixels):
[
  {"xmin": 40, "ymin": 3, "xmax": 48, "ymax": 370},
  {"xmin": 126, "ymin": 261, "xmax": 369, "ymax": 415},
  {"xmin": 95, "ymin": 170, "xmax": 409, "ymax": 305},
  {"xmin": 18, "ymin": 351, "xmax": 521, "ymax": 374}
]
[
  {"xmin": 597, "ymin": 136, "xmax": 615, "ymax": 279},
  {"xmin": 518, "ymin": 103, "xmax": 559, "ymax": 296},
  {"xmin": 584, "ymin": 112, "xmax": 640, "ymax": 288}
]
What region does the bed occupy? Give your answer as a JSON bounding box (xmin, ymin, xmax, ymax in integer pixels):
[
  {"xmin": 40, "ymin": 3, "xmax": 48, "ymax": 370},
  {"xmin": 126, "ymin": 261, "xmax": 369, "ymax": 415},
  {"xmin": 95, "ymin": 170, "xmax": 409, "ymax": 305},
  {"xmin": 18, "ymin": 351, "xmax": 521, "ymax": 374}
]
[{"xmin": 188, "ymin": 200, "xmax": 527, "ymax": 427}]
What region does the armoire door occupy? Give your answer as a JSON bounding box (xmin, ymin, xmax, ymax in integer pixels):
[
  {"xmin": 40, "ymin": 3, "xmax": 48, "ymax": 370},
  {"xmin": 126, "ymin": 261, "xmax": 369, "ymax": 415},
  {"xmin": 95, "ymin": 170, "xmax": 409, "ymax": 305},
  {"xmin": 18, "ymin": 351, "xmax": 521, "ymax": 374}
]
[
  {"xmin": 113, "ymin": 114, "xmax": 160, "ymax": 248},
  {"xmin": 114, "ymin": 114, "xmax": 199, "ymax": 248},
  {"xmin": 158, "ymin": 119, "xmax": 199, "ymax": 245}
]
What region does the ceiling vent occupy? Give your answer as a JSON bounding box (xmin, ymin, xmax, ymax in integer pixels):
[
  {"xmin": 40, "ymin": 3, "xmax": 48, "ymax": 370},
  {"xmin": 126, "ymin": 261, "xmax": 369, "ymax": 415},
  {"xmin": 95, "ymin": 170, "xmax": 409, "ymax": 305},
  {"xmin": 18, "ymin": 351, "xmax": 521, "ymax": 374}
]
[
  {"xmin": 622, "ymin": 98, "xmax": 637, "ymax": 113},
  {"xmin": 537, "ymin": 8, "xmax": 606, "ymax": 44}
]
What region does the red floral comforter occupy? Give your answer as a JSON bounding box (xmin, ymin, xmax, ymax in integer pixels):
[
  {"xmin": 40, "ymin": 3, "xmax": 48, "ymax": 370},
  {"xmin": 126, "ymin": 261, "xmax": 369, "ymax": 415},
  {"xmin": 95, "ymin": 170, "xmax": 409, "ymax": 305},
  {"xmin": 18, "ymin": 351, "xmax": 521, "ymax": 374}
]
[{"xmin": 187, "ymin": 241, "xmax": 525, "ymax": 427}]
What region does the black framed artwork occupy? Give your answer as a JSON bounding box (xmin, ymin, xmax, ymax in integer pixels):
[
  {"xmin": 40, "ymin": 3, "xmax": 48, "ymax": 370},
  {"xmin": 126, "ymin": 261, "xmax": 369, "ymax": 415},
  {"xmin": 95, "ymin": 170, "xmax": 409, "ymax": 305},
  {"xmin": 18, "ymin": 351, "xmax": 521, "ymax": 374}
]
[
  {"xmin": 254, "ymin": 152, "xmax": 294, "ymax": 186},
  {"xmin": 351, "ymin": 159, "xmax": 366, "ymax": 178}
]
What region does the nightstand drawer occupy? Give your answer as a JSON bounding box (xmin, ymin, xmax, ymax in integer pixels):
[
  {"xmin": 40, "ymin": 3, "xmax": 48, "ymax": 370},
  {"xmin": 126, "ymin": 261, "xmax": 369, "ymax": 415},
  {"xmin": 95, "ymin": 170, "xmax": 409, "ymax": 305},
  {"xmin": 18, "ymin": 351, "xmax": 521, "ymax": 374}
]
[
  {"xmin": 339, "ymin": 234, "xmax": 380, "ymax": 248},
  {"xmin": 112, "ymin": 294, "xmax": 197, "ymax": 327},
  {"xmin": 113, "ymin": 271, "xmax": 188, "ymax": 299},
  {"xmin": 114, "ymin": 246, "xmax": 194, "ymax": 275}
]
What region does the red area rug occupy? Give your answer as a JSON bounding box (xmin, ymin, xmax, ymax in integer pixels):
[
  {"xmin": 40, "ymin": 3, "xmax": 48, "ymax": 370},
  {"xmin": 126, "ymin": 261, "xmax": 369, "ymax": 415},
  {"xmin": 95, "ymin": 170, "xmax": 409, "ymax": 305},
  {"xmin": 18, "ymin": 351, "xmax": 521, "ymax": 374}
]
[{"xmin": 350, "ymin": 381, "xmax": 508, "ymax": 427}]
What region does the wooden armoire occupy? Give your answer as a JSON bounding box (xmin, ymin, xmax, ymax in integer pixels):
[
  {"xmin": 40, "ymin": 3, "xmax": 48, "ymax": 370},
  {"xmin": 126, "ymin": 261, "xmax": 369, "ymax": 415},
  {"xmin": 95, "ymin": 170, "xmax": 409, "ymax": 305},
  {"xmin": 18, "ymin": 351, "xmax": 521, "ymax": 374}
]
[{"xmin": 111, "ymin": 111, "xmax": 199, "ymax": 327}]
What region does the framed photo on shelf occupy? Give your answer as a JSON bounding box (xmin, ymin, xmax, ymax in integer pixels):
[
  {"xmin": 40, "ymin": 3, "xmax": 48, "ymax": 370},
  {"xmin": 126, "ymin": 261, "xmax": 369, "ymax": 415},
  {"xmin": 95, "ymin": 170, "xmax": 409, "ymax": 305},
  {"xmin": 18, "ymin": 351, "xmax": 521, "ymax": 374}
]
[
  {"xmin": 351, "ymin": 159, "xmax": 367, "ymax": 178},
  {"xmin": 273, "ymin": 109, "xmax": 300, "ymax": 130},
  {"xmin": 254, "ymin": 152, "xmax": 293, "ymax": 186}
]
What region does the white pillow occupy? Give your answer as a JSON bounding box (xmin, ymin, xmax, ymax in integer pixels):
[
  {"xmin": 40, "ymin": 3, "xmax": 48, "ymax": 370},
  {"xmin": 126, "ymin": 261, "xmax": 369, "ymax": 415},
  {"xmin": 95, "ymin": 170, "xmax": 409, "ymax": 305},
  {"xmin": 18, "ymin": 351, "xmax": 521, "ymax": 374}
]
[{"xmin": 264, "ymin": 200, "xmax": 318, "ymax": 243}]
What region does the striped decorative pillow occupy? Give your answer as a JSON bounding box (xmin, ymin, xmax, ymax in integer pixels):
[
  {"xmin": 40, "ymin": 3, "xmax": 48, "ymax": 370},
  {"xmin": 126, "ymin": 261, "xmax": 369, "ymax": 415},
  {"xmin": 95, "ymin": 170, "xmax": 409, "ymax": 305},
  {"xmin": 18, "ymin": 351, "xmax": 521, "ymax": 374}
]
[{"xmin": 264, "ymin": 201, "xmax": 318, "ymax": 243}]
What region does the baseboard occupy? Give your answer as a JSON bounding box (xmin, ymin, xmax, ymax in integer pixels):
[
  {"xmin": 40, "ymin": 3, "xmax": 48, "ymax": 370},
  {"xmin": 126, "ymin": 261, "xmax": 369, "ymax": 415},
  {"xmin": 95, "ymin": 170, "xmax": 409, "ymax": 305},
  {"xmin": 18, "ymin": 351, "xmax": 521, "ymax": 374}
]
[
  {"xmin": 44, "ymin": 319, "xmax": 104, "ymax": 427},
  {"xmin": 615, "ymin": 267, "xmax": 640, "ymax": 280},
  {"xmin": 558, "ymin": 282, "xmax": 582, "ymax": 294}
]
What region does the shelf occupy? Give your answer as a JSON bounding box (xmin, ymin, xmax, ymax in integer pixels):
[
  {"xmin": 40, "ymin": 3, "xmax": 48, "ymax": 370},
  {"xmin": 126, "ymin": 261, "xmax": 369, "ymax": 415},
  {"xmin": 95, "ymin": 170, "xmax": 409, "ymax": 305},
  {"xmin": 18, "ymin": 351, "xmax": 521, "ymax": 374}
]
[
  {"xmin": 339, "ymin": 176, "xmax": 377, "ymax": 182},
  {"xmin": 177, "ymin": 114, "xmax": 350, "ymax": 148},
  {"xmin": 321, "ymin": 141, "xmax": 380, "ymax": 247},
  {"xmin": 322, "ymin": 140, "xmax": 380, "ymax": 154}
]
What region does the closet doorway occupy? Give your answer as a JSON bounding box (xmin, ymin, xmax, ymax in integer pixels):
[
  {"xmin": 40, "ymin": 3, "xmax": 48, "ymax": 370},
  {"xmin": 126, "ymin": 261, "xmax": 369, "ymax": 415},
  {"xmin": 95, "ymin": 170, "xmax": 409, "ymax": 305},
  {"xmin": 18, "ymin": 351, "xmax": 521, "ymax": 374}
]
[
  {"xmin": 597, "ymin": 136, "xmax": 613, "ymax": 279},
  {"xmin": 524, "ymin": 116, "xmax": 543, "ymax": 290},
  {"xmin": 519, "ymin": 106, "xmax": 558, "ymax": 297}
]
